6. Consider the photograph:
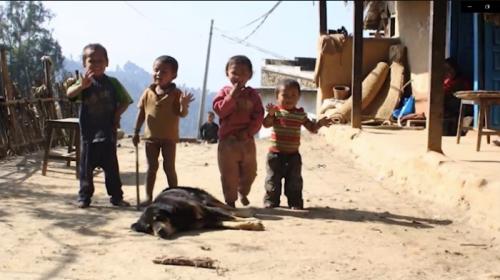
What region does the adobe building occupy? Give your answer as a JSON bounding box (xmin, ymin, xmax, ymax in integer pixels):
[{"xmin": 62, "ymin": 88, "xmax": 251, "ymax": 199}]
[
  {"xmin": 316, "ymin": 1, "xmax": 500, "ymax": 131},
  {"xmin": 257, "ymin": 57, "xmax": 319, "ymax": 138},
  {"xmin": 258, "ymin": 57, "xmax": 317, "ymax": 115}
]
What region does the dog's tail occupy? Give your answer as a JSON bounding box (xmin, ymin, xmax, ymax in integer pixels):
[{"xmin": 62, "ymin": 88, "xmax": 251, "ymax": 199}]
[
  {"xmin": 221, "ymin": 219, "xmax": 265, "ymax": 231},
  {"xmin": 231, "ymin": 208, "xmax": 254, "ymax": 218},
  {"xmin": 205, "ymin": 200, "xmax": 255, "ymax": 218}
]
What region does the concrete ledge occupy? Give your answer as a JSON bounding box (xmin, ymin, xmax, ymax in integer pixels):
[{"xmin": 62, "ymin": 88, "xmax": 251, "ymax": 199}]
[{"xmin": 322, "ymin": 125, "xmax": 500, "ymax": 232}]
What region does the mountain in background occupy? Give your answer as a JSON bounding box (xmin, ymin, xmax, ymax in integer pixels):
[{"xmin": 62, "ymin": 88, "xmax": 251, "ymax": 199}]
[{"xmin": 63, "ymin": 59, "xmax": 217, "ymax": 138}]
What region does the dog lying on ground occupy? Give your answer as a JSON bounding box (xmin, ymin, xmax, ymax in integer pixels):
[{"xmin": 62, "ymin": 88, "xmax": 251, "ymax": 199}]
[{"xmin": 131, "ymin": 186, "xmax": 264, "ymax": 239}]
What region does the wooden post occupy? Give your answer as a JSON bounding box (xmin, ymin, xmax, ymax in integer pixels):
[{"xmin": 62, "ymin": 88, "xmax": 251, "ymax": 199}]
[
  {"xmin": 0, "ymin": 45, "xmax": 23, "ymax": 153},
  {"xmin": 0, "ymin": 45, "xmax": 14, "ymax": 101},
  {"xmin": 426, "ymin": 0, "xmax": 447, "ymax": 153},
  {"xmin": 42, "ymin": 56, "xmax": 54, "ymax": 98},
  {"xmin": 41, "ymin": 56, "xmax": 60, "ymax": 119},
  {"xmin": 351, "ymin": 0, "xmax": 364, "ymax": 129},
  {"xmin": 319, "ymin": 0, "xmax": 327, "ymax": 34}
]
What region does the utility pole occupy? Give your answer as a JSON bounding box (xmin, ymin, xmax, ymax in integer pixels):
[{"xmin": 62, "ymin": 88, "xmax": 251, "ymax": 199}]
[{"xmin": 197, "ymin": 19, "xmax": 214, "ymax": 139}]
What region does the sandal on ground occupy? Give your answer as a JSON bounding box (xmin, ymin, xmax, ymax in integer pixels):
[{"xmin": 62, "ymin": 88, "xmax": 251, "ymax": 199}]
[{"xmin": 111, "ymin": 200, "xmax": 131, "ymax": 207}]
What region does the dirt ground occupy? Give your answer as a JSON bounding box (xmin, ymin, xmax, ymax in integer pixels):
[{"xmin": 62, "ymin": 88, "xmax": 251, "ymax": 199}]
[{"xmin": 1, "ymin": 134, "xmax": 500, "ymax": 280}]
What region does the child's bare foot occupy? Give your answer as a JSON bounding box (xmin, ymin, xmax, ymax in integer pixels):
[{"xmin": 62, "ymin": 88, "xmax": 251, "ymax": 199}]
[
  {"xmin": 111, "ymin": 200, "xmax": 131, "ymax": 207},
  {"xmin": 77, "ymin": 201, "xmax": 90, "ymax": 209},
  {"xmin": 240, "ymin": 196, "xmax": 250, "ymax": 206},
  {"xmin": 226, "ymin": 201, "xmax": 236, "ymax": 208},
  {"xmin": 139, "ymin": 199, "xmax": 153, "ymax": 208},
  {"xmin": 264, "ymin": 201, "xmax": 278, "ymax": 209}
]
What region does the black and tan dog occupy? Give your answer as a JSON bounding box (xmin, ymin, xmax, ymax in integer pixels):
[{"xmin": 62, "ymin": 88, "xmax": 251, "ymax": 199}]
[{"xmin": 131, "ymin": 186, "xmax": 264, "ymax": 239}]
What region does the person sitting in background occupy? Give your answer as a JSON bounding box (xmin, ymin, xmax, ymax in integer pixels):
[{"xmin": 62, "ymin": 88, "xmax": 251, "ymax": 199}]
[
  {"xmin": 443, "ymin": 57, "xmax": 472, "ymax": 136},
  {"xmin": 200, "ymin": 111, "xmax": 219, "ymax": 144}
]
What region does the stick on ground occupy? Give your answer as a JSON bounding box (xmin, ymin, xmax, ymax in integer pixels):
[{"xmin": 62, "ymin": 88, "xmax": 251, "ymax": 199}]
[
  {"xmin": 153, "ymin": 256, "xmax": 217, "ymax": 269},
  {"xmin": 135, "ymin": 144, "xmax": 140, "ymax": 210}
]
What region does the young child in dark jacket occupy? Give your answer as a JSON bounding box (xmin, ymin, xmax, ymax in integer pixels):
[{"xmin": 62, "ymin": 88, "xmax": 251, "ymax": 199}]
[{"xmin": 67, "ymin": 43, "xmax": 133, "ymax": 208}]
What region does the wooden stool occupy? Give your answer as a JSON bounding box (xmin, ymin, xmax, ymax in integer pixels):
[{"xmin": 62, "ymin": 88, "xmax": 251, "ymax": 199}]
[
  {"xmin": 455, "ymin": 91, "xmax": 500, "ymax": 151},
  {"xmin": 456, "ymin": 99, "xmax": 474, "ymax": 144},
  {"xmin": 42, "ymin": 118, "xmax": 80, "ymax": 178}
]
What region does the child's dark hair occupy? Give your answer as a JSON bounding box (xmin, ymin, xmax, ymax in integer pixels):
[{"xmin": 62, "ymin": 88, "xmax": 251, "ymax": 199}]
[
  {"xmin": 275, "ymin": 79, "xmax": 301, "ymax": 96},
  {"xmin": 155, "ymin": 55, "xmax": 179, "ymax": 73},
  {"xmin": 207, "ymin": 111, "xmax": 215, "ymax": 116},
  {"xmin": 82, "ymin": 43, "xmax": 108, "ymax": 65},
  {"xmin": 444, "ymin": 57, "xmax": 461, "ymax": 77},
  {"xmin": 225, "ymin": 55, "xmax": 253, "ymax": 78}
]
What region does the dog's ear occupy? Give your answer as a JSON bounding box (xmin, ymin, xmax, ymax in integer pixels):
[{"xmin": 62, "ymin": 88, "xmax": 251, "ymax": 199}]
[
  {"xmin": 152, "ymin": 221, "xmax": 176, "ymax": 239},
  {"xmin": 131, "ymin": 222, "xmax": 152, "ymax": 234},
  {"xmin": 153, "ymin": 203, "xmax": 174, "ymax": 216}
]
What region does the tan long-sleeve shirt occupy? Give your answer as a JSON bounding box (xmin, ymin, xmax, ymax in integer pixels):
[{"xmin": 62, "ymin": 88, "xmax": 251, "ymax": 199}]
[{"xmin": 138, "ymin": 84, "xmax": 188, "ymax": 141}]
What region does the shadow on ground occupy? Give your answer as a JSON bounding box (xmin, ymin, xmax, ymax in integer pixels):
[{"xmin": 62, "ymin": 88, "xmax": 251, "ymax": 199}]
[
  {"xmin": 0, "ymin": 182, "xmax": 141, "ymax": 237},
  {"xmin": 253, "ymin": 206, "xmax": 452, "ymax": 229}
]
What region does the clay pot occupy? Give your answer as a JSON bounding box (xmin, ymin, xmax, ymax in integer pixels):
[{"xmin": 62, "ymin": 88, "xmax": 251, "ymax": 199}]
[{"xmin": 333, "ymin": 85, "xmax": 350, "ymax": 100}]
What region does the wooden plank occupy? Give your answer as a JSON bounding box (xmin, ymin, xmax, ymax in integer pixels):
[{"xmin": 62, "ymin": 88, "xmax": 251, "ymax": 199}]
[
  {"xmin": 351, "ymin": 0, "xmax": 364, "ymax": 129},
  {"xmin": 319, "ymin": 0, "xmax": 327, "ymax": 35},
  {"xmin": 427, "ymin": 0, "xmax": 447, "ymax": 153},
  {"xmin": 1, "ymin": 98, "xmax": 56, "ymax": 105}
]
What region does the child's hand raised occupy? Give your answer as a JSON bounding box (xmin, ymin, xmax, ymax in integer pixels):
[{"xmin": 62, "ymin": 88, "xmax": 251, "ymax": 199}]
[
  {"xmin": 317, "ymin": 116, "xmax": 333, "ymax": 128},
  {"xmin": 229, "ymin": 81, "xmax": 244, "ymax": 98},
  {"xmin": 79, "ymin": 69, "xmax": 94, "ymax": 89},
  {"xmin": 180, "ymin": 91, "xmax": 195, "ymax": 108},
  {"xmin": 266, "ymin": 103, "xmax": 278, "ymax": 115}
]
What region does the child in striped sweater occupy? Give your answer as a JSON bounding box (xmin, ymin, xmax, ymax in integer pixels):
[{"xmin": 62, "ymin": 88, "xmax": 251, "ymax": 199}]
[{"xmin": 262, "ymin": 79, "xmax": 332, "ymax": 209}]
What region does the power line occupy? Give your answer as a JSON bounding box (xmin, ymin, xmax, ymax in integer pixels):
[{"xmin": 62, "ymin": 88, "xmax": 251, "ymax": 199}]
[
  {"xmin": 223, "ymin": 1, "xmax": 282, "ymax": 33},
  {"xmin": 123, "ymin": 1, "xmax": 148, "ymax": 19},
  {"xmin": 213, "ymin": 28, "xmax": 290, "ymax": 60},
  {"xmin": 123, "ymin": 2, "xmax": 289, "ymax": 60},
  {"xmin": 121, "ymin": 1, "xmax": 178, "ymax": 34},
  {"xmin": 239, "ymin": 1, "xmax": 281, "ymax": 42}
]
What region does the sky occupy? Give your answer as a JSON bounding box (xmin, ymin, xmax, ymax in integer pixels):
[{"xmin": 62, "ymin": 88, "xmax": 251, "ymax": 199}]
[{"xmin": 41, "ymin": 1, "xmax": 353, "ymax": 92}]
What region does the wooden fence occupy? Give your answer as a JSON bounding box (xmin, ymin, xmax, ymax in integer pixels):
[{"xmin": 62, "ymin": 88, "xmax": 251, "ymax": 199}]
[
  {"xmin": 0, "ymin": 46, "xmax": 80, "ymax": 159},
  {"xmin": 0, "ymin": 93, "xmax": 79, "ymax": 158}
]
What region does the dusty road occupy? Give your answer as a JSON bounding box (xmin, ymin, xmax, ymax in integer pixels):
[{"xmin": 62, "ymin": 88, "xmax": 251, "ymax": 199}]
[{"xmin": 0, "ymin": 134, "xmax": 499, "ymax": 280}]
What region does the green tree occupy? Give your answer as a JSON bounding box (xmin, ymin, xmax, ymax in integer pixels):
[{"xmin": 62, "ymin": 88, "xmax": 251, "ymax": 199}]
[{"xmin": 0, "ymin": 1, "xmax": 64, "ymax": 96}]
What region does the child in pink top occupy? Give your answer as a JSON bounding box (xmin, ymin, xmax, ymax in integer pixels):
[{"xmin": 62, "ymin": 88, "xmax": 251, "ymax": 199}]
[{"xmin": 213, "ymin": 55, "xmax": 264, "ymax": 207}]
